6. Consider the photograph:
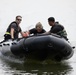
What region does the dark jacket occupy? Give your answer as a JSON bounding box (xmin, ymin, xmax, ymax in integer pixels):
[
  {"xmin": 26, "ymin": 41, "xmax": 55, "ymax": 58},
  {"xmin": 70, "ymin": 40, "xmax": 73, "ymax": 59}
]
[
  {"xmin": 29, "ymin": 28, "xmax": 46, "ymax": 35},
  {"xmin": 4, "ymin": 21, "xmax": 22, "ymax": 40},
  {"xmin": 50, "ymin": 23, "xmax": 67, "ymax": 39}
]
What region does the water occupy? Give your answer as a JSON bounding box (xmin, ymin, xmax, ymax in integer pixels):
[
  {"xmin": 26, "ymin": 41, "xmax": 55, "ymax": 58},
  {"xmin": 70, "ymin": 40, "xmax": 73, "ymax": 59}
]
[
  {"xmin": 0, "ymin": 0, "xmax": 76, "ymax": 74},
  {"xmin": 0, "ymin": 40, "xmax": 76, "ymax": 75}
]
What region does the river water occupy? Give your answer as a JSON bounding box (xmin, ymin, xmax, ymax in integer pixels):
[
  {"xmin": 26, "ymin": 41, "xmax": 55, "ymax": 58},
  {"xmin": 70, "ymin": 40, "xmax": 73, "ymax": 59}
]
[
  {"xmin": 0, "ymin": 0, "xmax": 76, "ymax": 75},
  {"xmin": 0, "ymin": 40, "xmax": 76, "ymax": 75}
]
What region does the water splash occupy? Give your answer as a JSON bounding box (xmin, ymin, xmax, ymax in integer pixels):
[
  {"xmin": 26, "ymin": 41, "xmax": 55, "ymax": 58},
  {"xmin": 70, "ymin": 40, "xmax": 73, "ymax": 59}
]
[{"xmin": 0, "ymin": 52, "xmax": 24, "ymax": 64}]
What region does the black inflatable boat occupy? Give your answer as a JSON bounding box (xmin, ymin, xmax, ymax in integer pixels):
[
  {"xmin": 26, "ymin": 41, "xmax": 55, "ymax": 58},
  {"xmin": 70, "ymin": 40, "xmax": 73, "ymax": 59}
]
[{"xmin": 0, "ymin": 34, "xmax": 74, "ymax": 61}]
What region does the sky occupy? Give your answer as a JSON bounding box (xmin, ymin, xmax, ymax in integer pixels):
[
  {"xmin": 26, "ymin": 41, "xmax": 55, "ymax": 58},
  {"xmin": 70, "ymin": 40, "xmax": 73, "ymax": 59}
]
[{"xmin": 0, "ymin": 0, "xmax": 76, "ymax": 41}]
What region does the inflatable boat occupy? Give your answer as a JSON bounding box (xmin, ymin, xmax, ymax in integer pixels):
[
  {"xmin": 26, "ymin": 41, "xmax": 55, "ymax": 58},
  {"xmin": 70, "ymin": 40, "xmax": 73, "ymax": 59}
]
[{"xmin": 0, "ymin": 34, "xmax": 74, "ymax": 61}]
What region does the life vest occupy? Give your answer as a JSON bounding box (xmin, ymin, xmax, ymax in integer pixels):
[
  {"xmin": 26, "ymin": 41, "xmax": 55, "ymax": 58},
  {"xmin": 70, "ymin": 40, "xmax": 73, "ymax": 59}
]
[
  {"xmin": 57, "ymin": 29, "xmax": 67, "ymax": 38},
  {"xmin": 5, "ymin": 32, "xmax": 10, "ymax": 35}
]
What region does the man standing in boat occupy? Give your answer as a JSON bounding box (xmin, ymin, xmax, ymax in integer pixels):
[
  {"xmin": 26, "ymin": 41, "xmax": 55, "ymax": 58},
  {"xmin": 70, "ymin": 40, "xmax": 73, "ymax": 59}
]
[
  {"xmin": 4, "ymin": 15, "xmax": 24, "ymax": 40},
  {"xmin": 23, "ymin": 22, "xmax": 46, "ymax": 37},
  {"xmin": 46, "ymin": 17, "xmax": 68, "ymax": 40}
]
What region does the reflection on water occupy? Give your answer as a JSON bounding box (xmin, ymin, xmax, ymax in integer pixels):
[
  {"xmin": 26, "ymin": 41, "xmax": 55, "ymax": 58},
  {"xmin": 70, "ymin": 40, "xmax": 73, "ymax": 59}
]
[
  {"xmin": 0, "ymin": 41, "xmax": 75, "ymax": 75},
  {"xmin": 0, "ymin": 55, "xmax": 73, "ymax": 75}
]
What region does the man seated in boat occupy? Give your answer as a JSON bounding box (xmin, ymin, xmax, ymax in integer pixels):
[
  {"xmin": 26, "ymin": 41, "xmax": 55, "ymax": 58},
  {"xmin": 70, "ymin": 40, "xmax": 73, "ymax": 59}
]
[
  {"xmin": 23, "ymin": 22, "xmax": 46, "ymax": 37},
  {"xmin": 44, "ymin": 17, "xmax": 68, "ymax": 40},
  {"xmin": 4, "ymin": 15, "xmax": 25, "ymax": 40}
]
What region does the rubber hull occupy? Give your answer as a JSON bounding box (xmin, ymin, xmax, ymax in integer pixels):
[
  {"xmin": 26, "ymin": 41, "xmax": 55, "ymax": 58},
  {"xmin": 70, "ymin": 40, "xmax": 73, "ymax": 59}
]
[{"xmin": 0, "ymin": 35, "xmax": 74, "ymax": 61}]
